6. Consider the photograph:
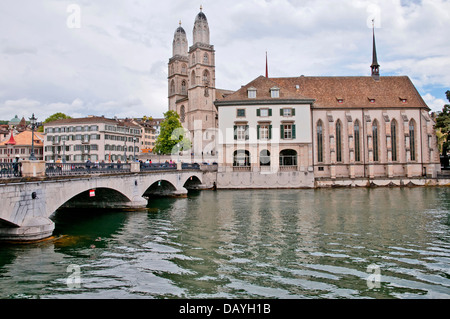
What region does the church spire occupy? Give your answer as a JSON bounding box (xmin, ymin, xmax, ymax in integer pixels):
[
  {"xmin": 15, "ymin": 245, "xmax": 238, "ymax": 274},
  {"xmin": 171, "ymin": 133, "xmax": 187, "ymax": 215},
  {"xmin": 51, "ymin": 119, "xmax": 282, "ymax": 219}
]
[{"xmin": 371, "ymin": 20, "xmax": 380, "ymax": 81}]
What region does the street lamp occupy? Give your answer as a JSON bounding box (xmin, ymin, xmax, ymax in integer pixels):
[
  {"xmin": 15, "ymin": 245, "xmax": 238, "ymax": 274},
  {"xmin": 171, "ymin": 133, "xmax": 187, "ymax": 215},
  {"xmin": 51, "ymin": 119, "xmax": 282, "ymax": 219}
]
[
  {"xmin": 133, "ymin": 137, "xmax": 137, "ymax": 162},
  {"xmin": 63, "ymin": 140, "xmax": 66, "ymax": 163},
  {"xmin": 29, "ymin": 113, "xmax": 37, "ymax": 160}
]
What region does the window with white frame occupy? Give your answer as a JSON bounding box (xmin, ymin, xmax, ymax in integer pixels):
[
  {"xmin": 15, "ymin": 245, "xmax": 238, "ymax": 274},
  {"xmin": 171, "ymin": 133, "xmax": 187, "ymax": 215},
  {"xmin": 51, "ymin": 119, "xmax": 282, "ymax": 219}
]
[
  {"xmin": 270, "ymin": 88, "xmax": 280, "ymax": 98},
  {"xmin": 236, "ymin": 125, "xmax": 247, "ymax": 140},
  {"xmin": 283, "ymin": 124, "xmax": 292, "ymax": 139},
  {"xmin": 248, "ymin": 88, "xmax": 257, "ymax": 98},
  {"xmin": 259, "ymin": 125, "xmax": 270, "ymax": 140}
]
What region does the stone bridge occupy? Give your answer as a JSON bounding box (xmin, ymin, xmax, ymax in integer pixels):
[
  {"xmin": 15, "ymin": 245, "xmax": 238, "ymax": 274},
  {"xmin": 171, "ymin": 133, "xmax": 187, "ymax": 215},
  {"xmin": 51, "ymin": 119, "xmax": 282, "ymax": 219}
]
[{"xmin": 0, "ymin": 161, "xmax": 216, "ymax": 242}]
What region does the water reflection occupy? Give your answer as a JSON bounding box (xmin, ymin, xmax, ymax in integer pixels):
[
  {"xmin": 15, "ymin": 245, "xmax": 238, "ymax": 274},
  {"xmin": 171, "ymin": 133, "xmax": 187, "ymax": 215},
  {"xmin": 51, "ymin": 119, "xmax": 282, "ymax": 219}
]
[{"xmin": 0, "ymin": 187, "xmax": 449, "ymax": 299}]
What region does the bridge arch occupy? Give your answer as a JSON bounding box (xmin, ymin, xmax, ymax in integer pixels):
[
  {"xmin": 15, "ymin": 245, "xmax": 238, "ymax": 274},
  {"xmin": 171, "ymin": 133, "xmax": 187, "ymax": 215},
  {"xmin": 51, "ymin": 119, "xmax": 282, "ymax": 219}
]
[
  {"xmin": 143, "ymin": 179, "xmax": 178, "ymax": 197},
  {"xmin": 183, "ymin": 175, "xmax": 202, "ymax": 190},
  {"xmin": 57, "ymin": 187, "xmax": 133, "ymax": 210}
]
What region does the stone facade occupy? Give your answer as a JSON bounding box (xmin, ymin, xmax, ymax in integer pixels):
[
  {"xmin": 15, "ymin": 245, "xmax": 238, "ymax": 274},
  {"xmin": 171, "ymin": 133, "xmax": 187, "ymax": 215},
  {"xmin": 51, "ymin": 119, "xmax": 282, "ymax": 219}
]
[
  {"xmin": 214, "ymin": 75, "xmax": 440, "ymax": 188},
  {"xmin": 168, "ymin": 8, "xmax": 233, "ymax": 158}
]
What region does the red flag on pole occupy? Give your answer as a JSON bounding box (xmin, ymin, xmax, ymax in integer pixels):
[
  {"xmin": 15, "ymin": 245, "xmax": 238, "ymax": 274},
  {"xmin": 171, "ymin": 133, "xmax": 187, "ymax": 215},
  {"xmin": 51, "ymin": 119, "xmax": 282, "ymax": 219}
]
[{"xmin": 265, "ymin": 51, "xmax": 268, "ymax": 78}]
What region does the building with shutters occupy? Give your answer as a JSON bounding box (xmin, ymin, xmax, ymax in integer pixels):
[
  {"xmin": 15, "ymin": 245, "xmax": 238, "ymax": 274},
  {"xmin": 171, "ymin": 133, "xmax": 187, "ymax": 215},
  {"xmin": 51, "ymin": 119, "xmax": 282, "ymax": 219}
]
[{"xmin": 214, "ymin": 30, "xmax": 440, "ymax": 188}]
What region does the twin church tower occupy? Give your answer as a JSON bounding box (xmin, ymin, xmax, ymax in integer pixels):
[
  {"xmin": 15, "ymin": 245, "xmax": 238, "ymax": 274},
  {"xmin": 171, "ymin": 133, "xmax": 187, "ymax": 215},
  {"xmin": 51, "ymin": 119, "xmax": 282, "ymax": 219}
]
[{"xmin": 168, "ymin": 7, "xmax": 226, "ymax": 157}]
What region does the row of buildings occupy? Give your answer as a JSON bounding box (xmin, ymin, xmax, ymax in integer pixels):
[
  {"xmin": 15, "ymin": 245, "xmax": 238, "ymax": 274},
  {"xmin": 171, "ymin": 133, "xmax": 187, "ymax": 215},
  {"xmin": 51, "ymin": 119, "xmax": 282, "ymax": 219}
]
[
  {"xmin": 0, "ymin": 116, "xmax": 163, "ymax": 163},
  {"xmin": 2, "ymin": 7, "xmax": 442, "ymax": 190},
  {"xmin": 167, "ymin": 7, "xmax": 441, "ymax": 188}
]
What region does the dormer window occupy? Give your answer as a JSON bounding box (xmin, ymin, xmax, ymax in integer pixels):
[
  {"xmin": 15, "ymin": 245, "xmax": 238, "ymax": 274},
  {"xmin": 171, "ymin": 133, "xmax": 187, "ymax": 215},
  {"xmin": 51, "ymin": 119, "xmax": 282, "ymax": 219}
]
[
  {"xmin": 369, "ymin": 98, "xmax": 375, "ymax": 104},
  {"xmin": 270, "ymin": 87, "xmax": 280, "ymax": 98},
  {"xmin": 337, "ymin": 98, "xmax": 344, "ymax": 104},
  {"xmin": 248, "ymin": 87, "xmax": 257, "ymax": 99},
  {"xmin": 400, "ymin": 97, "xmax": 407, "ymax": 103}
]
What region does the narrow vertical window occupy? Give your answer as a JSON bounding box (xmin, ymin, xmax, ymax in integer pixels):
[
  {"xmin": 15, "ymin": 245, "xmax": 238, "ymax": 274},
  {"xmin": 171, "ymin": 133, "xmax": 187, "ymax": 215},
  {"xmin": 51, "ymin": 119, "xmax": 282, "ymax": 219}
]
[
  {"xmin": 409, "ymin": 120, "xmax": 416, "ymax": 161},
  {"xmin": 336, "ymin": 120, "xmax": 342, "ymax": 162},
  {"xmin": 354, "ymin": 120, "xmax": 360, "ymax": 162},
  {"xmin": 180, "ymin": 105, "xmax": 185, "ymax": 123},
  {"xmin": 391, "ymin": 120, "xmax": 397, "ymax": 161},
  {"xmin": 373, "ymin": 120, "xmax": 379, "ymax": 161},
  {"xmin": 317, "ymin": 120, "xmax": 323, "ymax": 163}
]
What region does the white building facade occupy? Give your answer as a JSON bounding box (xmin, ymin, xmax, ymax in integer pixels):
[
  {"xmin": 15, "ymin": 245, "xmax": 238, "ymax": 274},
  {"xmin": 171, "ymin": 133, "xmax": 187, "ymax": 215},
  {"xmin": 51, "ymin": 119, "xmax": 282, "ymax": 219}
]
[{"xmin": 43, "ymin": 116, "xmax": 141, "ymax": 163}]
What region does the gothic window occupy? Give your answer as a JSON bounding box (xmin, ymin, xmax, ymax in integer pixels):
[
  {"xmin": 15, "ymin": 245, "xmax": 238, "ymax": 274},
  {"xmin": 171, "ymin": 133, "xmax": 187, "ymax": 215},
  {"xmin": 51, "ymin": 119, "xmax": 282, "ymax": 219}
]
[
  {"xmin": 409, "ymin": 120, "xmax": 416, "ymax": 161},
  {"xmin": 391, "ymin": 120, "xmax": 398, "ymax": 161},
  {"xmin": 373, "ymin": 120, "xmax": 379, "ymax": 161},
  {"xmin": 181, "ymin": 81, "xmax": 187, "ymax": 95},
  {"xmin": 180, "ymin": 105, "xmax": 185, "ymax": 123},
  {"xmin": 181, "ymin": 64, "xmax": 187, "ymax": 74},
  {"xmin": 170, "ymin": 80, "xmax": 175, "ymax": 95},
  {"xmin": 191, "ymin": 53, "xmax": 196, "ymax": 65},
  {"xmin": 191, "ymin": 70, "xmax": 196, "ymax": 86},
  {"xmin": 203, "ymin": 53, "xmax": 209, "ymax": 64},
  {"xmin": 354, "ymin": 120, "xmax": 361, "ymax": 162},
  {"xmin": 317, "ymin": 120, "xmax": 324, "ymax": 163},
  {"xmin": 336, "ymin": 120, "xmax": 343, "ymax": 162},
  {"xmin": 203, "ymin": 70, "xmax": 210, "ymax": 86}
]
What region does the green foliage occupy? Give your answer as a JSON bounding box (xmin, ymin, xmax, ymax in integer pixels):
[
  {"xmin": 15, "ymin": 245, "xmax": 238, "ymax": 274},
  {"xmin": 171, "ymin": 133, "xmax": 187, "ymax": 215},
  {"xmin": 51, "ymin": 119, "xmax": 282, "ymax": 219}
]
[
  {"xmin": 37, "ymin": 112, "xmax": 72, "ymax": 132},
  {"xmin": 435, "ymin": 90, "xmax": 450, "ymax": 155},
  {"xmin": 153, "ymin": 110, "xmax": 191, "ymax": 155}
]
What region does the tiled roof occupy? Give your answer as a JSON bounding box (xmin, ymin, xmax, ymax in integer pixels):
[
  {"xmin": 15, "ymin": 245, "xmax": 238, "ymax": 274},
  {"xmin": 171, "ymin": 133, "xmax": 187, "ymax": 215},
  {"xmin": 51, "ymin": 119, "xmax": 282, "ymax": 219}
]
[
  {"xmin": 0, "ymin": 130, "xmax": 44, "ymax": 146},
  {"xmin": 216, "ymin": 75, "xmax": 429, "ymax": 109},
  {"xmin": 43, "ymin": 116, "xmax": 141, "ymax": 128}
]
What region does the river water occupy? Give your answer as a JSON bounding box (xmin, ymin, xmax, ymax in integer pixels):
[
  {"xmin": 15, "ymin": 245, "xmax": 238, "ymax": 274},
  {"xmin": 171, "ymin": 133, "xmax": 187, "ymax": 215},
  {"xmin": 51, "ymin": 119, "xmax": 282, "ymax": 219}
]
[{"xmin": 0, "ymin": 187, "xmax": 449, "ymax": 299}]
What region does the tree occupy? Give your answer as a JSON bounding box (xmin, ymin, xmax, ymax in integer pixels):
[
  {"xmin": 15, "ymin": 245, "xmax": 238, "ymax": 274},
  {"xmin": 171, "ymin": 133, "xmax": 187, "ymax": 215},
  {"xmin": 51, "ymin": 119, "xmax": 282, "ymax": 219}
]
[
  {"xmin": 37, "ymin": 112, "xmax": 72, "ymax": 132},
  {"xmin": 435, "ymin": 90, "xmax": 450, "ymax": 155},
  {"xmin": 153, "ymin": 110, "xmax": 191, "ymax": 155}
]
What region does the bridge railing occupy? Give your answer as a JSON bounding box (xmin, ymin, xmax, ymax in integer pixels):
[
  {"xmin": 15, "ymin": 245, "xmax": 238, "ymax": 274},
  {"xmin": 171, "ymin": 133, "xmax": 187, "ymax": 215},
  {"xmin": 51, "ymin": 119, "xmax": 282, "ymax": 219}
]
[
  {"xmin": 46, "ymin": 162, "xmax": 132, "ymax": 177},
  {"xmin": 0, "ymin": 162, "xmax": 22, "ymax": 179},
  {"xmin": 140, "ymin": 162, "xmax": 177, "ymax": 171},
  {"xmin": 182, "ymin": 163, "xmax": 201, "ymax": 170}
]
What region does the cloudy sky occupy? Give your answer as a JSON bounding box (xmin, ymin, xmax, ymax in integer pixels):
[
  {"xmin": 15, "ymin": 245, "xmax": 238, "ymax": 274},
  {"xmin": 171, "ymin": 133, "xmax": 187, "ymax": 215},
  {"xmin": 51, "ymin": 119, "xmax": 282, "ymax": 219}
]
[{"xmin": 0, "ymin": 0, "xmax": 449, "ymax": 122}]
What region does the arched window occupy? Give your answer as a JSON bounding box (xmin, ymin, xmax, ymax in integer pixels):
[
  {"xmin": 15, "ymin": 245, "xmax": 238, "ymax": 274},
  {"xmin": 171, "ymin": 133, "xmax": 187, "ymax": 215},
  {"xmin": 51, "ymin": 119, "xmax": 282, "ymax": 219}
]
[
  {"xmin": 336, "ymin": 120, "xmax": 342, "ymax": 162},
  {"xmin": 279, "ymin": 149, "xmax": 297, "ymax": 167},
  {"xmin": 203, "ymin": 70, "xmax": 210, "ymax": 86},
  {"xmin": 233, "ymin": 150, "xmax": 250, "ymax": 167},
  {"xmin": 170, "ymin": 80, "xmax": 175, "ymax": 95},
  {"xmin": 372, "ymin": 120, "xmax": 379, "ymax": 161},
  {"xmin": 354, "ymin": 120, "xmax": 361, "ymax": 162},
  {"xmin": 203, "ymin": 53, "xmax": 209, "ymax": 64},
  {"xmin": 260, "ymin": 149, "xmax": 271, "ymax": 166},
  {"xmin": 409, "ymin": 120, "xmax": 416, "ymax": 161},
  {"xmin": 191, "ymin": 70, "xmax": 196, "ymax": 86},
  {"xmin": 180, "ymin": 105, "xmax": 185, "ymax": 123},
  {"xmin": 181, "ymin": 63, "xmax": 187, "ymax": 74},
  {"xmin": 181, "ymin": 80, "xmax": 187, "ymax": 95},
  {"xmin": 317, "ymin": 120, "xmax": 323, "ymax": 163},
  {"xmin": 391, "ymin": 120, "xmax": 398, "ymax": 161},
  {"xmin": 191, "ymin": 53, "xmax": 196, "ymax": 65}
]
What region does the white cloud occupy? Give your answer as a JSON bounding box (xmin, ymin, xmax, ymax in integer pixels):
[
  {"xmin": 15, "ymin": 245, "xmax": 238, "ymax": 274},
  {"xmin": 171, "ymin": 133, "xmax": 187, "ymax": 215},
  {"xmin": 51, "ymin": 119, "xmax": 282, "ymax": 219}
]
[
  {"xmin": 0, "ymin": 0, "xmax": 448, "ymax": 120},
  {"xmin": 422, "ymin": 93, "xmax": 447, "ymax": 113}
]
